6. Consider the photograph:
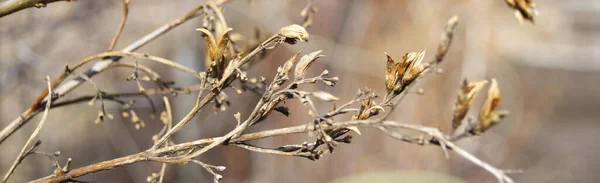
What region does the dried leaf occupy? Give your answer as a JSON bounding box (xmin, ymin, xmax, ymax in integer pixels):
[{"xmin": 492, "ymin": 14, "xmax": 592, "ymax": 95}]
[
  {"xmin": 311, "ymin": 91, "xmax": 339, "ymax": 102},
  {"xmin": 279, "ymin": 24, "xmax": 309, "ymax": 44},
  {"xmin": 295, "ymin": 50, "xmax": 324, "ymax": 81}
]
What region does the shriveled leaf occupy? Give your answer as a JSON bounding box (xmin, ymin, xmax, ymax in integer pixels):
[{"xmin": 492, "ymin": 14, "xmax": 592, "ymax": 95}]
[
  {"xmin": 279, "ymin": 24, "xmax": 309, "ymax": 44},
  {"xmin": 312, "ymin": 91, "xmax": 339, "ymax": 102},
  {"xmin": 295, "ymin": 50, "xmax": 324, "ymax": 81}
]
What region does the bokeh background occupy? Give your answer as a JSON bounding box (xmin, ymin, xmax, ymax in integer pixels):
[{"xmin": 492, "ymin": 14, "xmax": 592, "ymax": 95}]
[{"xmin": 1, "ymin": 0, "xmax": 598, "ymax": 182}]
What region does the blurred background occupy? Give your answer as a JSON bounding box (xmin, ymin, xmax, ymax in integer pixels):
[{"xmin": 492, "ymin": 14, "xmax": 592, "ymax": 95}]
[{"xmin": 1, "ymin": 0, "xmax": 598, "ymax": 182}]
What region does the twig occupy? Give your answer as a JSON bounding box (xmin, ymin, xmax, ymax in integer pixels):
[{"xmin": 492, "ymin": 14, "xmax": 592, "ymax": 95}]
[
  {"xmin": 3, "ymin": 76, "xmax": 53, "ymax": 183},
  {"xmin": 156, "ymin": 96, "xmax": 173, "ymax": 183},
  {"xmin": 107, "ymin": 0, "xmax": 131, "ymax": 51},
  {"xmin": 150, "ymin": 31, "xmax": 291, "ymax": 150},
  {"xmin": 0, "ymin": 0, "xmax": 231, "ymax": 146},
  {"xmin": 29, "ymin": 119, "xmax": 513, "ymax": 183},
  {"xmin": 0, "ymin": 0, "xmax": 71, "ymax": 18}
]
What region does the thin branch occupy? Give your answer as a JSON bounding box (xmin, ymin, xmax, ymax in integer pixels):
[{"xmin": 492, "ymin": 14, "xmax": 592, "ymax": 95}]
[
  {"xmin": 0, "ymin": 0, "xmax": 71, "ymax": 18},
  {"xmin": 107, "ymin": 0, "xmax": 131, "ymax": 51},
  {"xmin": 156, "ymin": 96, "xmax": 173, "ymax": 183},
  {"xmin": 0, "ymin": 0, "xmax": 231, "ymax": 146},
  {"xmin": 3, "ymin": 76, "xmax": 53, "ymax": 183},
  {"xmin": 150, "ymin": 32, "xmax": 288, "ymax": 150},
  {"xmin": 30, "ymin": 119, "xmax": 513, "ymax": 183}
]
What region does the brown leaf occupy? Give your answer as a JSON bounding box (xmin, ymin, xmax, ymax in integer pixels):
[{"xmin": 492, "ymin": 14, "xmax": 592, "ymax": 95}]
[{"xmin": 295, "ymin": 50, "xmax": 324, "ymax": 81}]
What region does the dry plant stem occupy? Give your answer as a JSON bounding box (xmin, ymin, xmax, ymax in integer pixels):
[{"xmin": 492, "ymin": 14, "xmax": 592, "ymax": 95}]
[
  {"xmin": 0, "ymin": 50, "xmax": 202, "ymax": 144},
  {"xmin": 3, "ymin": 76, "xmax": 53, "ymax": 183},
  {"xmin": 50, "ymin": 85, "xmax": 202, "ymax": 109},
  {"xmin": 30, "ymin": 120, "xmax": 511, "ymax": 183},
  {"xmin": 107, "ymin": 0, "xmax": 131, "ymax": 51},
  {"xmin": 0, "ymin": 0, "xmax": 230, "ymax": 146},
  {"xmin": 156, "ymin": 96, "xmax": 173, "ymax": 183},
  {"xmin": 0, "ymin": 0, "xmax": 70, "ymax": 17},
  {"xmin": 150, "ymin": 34, "xmax": 282, "ymax": 150}
]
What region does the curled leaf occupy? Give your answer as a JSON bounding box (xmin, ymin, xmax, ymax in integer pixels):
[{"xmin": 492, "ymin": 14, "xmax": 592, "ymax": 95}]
[
  {"xmin": 279, "ymin": 24, "xmax": 309, "ymax": 44},
  {"xmin": 311, "ymin": 91, "xmax": 339, "ymax": 102},
  {"xmin": 295, "ymin": 50, "xmax": 324, "ymax": 81}
]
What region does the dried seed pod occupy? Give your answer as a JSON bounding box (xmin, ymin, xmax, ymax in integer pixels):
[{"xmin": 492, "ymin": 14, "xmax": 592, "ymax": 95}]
[
  {"xmin": 505, "ymin": 0, "xmax": 538, "ymax": 24},
  {"xmin": 384, "ymin": 49, "xmax": 427, "ymax": 93},
  {"xmin": 384, "ymin": 53, "xmax": 402, "ymax": 92},
  {"xmin": 472, "ymin": 79, "xmax": 510, "ymax": 134},
  {"xmin": 279, "ymin": 24, "xmax": 309, "ymax": 44},
  {"xmin": 401, "ymin": 49, "xmax": 428, "ymax": 84},
  {"xmin": 196, "ymin": 28, "xmax": 233, "ymax": 62},
  {"xmin": 295, "ymin": 50, "xmax": 324, "ymax": 81},
  {"xmin": 301, "ymin": 0, "xmax": 317, "ymax": 28},
  {"xmin": 451, "ymin": 79, "xmax": 488, "ymax": 130},
  {"xmin": 436, "ymin": 15, "xmax": 459, "ymax": 63},
  {"xmin": 197, "ymin": 28, "xmax": 233, "ymax": 79},
  {"xmin": 276, "ymin": 52, "xmax": 301, "ymax": 84}
]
